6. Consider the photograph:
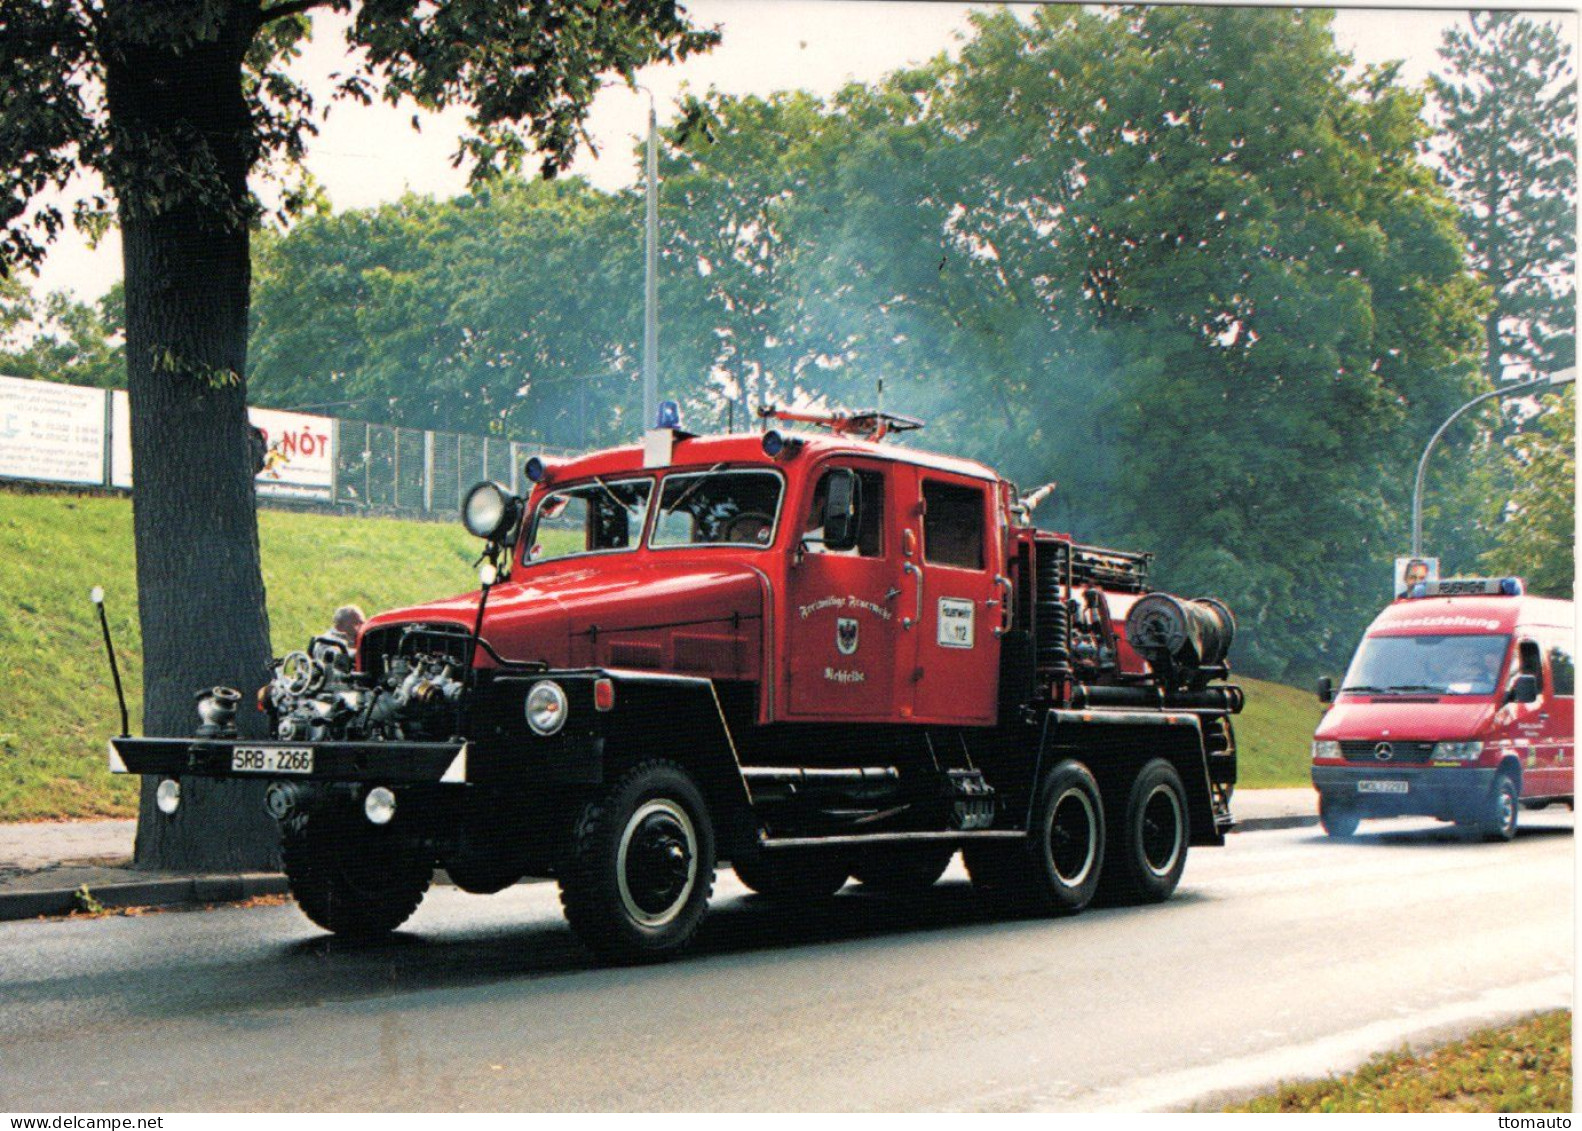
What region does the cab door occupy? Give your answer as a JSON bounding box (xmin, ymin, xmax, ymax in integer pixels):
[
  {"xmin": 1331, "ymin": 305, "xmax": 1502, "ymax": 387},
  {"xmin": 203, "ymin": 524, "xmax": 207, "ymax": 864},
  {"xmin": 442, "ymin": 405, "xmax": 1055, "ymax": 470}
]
[
  {"xmin": 784, "ymin": 459, "xmax": 905, "ymax": 719},
  {"xmin": 900, "ymin": 469, "xmax": 1004, "ymax": 725},
  {"xmin": 1535, "ymin": 630, "xmax": 1574, "ymax": 796},
  {"xmin": 1510, "ymin": 639, "xmax": 1555, "ymax": 796}
]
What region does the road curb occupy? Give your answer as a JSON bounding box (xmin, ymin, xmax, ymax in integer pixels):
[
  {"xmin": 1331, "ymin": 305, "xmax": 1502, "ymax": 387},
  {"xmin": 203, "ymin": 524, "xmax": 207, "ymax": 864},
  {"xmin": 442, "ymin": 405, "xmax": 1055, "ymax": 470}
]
[
  {"xmin": 1231, "ymin": 814, "xmax": 1319, "ymax": 833},
  {"xmin": 0, "ymin": 872, "xmax": 288, "ymax": 921}
]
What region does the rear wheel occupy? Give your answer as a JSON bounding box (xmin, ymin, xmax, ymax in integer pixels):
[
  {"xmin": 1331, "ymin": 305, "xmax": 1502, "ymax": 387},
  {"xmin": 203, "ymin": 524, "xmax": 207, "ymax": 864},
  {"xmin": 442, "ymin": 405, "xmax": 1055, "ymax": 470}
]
[
  {"xmin": 850, "ymin": 844, "xmax": 954, "ymax": 894},
  {"xmin": 733, "ymin": 847, "xmax": 849, "ymax": 900},
  {"xmin": 1100, "ymin": 759, "xmax": 1189, "ymax": 905},
  {"xmin": 1319, "ymin": 796, "xmax": 1360, "ymax": 839},
  {"xmin": 965, "ymin": 760, "xmax": 1103, "ymax": 916},
  {"xmin": 558, "ymin": 760, "xmax": 715, "ymax": 963},
  {"xmin": 283, "ymin": 812, "xmax": 432, "ymax": 939},
  {"xmin": 1480, "ymin": 774, "xmax": 1519, "ymax": 843}
]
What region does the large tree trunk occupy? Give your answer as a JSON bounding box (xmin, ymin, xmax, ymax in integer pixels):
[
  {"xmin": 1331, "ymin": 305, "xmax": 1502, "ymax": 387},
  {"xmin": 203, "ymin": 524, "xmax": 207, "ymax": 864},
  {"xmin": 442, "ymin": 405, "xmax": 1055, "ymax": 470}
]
[{"xmin": 103, "ymin": 3, "xmax": 279, "ymax": 872}]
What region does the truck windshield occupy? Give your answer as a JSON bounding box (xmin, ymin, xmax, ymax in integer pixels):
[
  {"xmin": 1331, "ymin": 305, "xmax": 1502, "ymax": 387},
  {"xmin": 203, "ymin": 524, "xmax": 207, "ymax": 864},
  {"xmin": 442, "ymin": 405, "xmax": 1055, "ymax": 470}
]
[
  {"xmin": 650, "ymin": 469, "xmax": 784, "ymax": 549},
  {"xmin": 1341, "ymin": 634, "xmax": 1510, "ymax": 696},
  {"xmin": 526, "ymin": 477, "xmax": 654, "ymax": 563}
]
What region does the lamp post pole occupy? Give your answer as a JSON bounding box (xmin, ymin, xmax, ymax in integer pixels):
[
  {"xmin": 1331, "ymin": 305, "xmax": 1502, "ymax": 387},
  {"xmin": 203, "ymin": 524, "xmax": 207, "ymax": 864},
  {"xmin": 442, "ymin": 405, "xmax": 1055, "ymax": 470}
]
[
  {"xmin": 642, "ymin": 89, "xmax": 659, "ymax": 433},
  {"xmin": 1411, "ymin": 367, "xmax": 1576, "ymax": 556}
]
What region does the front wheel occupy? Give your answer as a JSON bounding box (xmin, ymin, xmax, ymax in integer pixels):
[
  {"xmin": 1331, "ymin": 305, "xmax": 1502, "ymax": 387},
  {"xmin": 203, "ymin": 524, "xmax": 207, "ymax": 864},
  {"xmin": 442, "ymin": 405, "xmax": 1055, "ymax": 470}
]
[
  {"xmin": 1100, "ymin": 759, "xmax": 1189, "ymax": 905},
  {"xmin": 558, "ymin": 761, "xmax": 716, "ymax": 964},
  {"xmin": 1480, "ymin": 774, "xmax": 1519, "ymax": 843},
  {"xmin": 965, "ymin": 759, "xmax": 1104, "ymax": 916},
  {"xmin": 1319, "ymin": 795, "xmax": 1360, "ymax": 839},
  {"xmin": 283, "ymin": 812, "xmax": 432, "ymax": 939}
]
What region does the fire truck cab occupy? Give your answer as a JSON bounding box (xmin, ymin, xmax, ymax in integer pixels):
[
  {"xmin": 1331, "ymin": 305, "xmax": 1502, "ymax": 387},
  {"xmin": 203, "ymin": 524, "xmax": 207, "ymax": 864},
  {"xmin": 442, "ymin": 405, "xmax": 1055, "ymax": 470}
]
[
  {"xmin": 1312, "ymin": 578, "xmax": 1575, "ymax": 840},
  {"xmin": 110, "ymin": 414, "xmax": 1244, "ymax": 963}
]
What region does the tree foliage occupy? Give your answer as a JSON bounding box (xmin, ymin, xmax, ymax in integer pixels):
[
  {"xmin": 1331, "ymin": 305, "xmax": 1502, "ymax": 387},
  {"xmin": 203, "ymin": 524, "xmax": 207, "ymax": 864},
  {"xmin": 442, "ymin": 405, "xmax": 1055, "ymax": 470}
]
[
  {"xmin": 1481, "ymin": 393, "xmax": 1576, "ymax": 595},
  {"xmin": 1432, "ymin": 12, "xmax": 1577, "ymax": 381},
  {"xmin": 244, "ymin": 7, "xmax": 1489, "ymax": 680},
  {"xmin": 0, "ymin": 277, "xmax": 124, "ymax": 388}
]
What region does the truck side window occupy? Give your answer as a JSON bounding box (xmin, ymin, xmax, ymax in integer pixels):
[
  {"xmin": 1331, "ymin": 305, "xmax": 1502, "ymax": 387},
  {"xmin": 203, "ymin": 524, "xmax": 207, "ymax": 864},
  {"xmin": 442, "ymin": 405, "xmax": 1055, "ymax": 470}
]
[
  {"xmin": 922, "ymin": 480, "xmax": 985, "ymax": 570},
  {"xmin": 805, "ymin": 468, "xmax": 885, "ymax": 556},
  {"xmin": 1518, "ymin": 640, "xmax": 1544, "ymax": 690},
  {"xmin": 1548, "ymin": 640, "xmax": 1574, "ymax": 696}
]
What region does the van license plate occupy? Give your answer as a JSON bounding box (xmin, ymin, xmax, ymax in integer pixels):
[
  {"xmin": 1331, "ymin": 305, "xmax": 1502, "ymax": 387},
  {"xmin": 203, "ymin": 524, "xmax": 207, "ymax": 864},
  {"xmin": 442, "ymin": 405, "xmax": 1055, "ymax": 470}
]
[
  {"xmin": 232, "ymin": 746, "xmax": 313, "ymax": 774},
  {"xmin": 1358, "ymin": 780, "xmax": 1408, "ymax": 794}
]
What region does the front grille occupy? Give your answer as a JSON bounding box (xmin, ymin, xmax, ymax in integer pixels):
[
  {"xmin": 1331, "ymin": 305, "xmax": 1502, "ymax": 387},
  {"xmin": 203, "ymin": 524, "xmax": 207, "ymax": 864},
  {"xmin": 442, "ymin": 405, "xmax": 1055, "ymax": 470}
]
[{"xmin": 1340, "ymin": 740, "xmax": 1434, "ymax": 764}]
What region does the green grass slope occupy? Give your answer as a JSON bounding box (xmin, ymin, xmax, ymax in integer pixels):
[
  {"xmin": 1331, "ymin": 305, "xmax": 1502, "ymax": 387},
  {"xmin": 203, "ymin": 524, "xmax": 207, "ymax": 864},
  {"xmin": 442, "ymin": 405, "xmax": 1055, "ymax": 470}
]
[
  {"xmin": 0, "ymin": 490, "xmax": 480, "ymax": 820},
  {"xmin": 1233, "ymin": 675, "xmax": 1326, "ymax": 789},
  {"xmin": 0, "ymin": 488, "xmax": 1324, "ymax": 820}
]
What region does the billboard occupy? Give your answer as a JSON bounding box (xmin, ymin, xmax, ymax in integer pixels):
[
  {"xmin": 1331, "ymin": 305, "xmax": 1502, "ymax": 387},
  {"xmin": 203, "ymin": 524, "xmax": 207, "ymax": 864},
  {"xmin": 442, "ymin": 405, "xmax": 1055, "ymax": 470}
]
[
  {"xmin": 0, "ymin": 374, "xmax": 107, "ymax": 486},
  {"xmin": 107, "ymin": 393, "xmax": 335, "ymax": 501}
]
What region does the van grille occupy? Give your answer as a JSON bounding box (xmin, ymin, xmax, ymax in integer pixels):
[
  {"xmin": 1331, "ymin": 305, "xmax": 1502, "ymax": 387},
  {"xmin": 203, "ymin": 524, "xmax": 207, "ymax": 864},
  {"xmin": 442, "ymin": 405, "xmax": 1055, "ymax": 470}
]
[{"xmin": 1340, "ymin": 740, "xmax": 1435, "ymax": 763}]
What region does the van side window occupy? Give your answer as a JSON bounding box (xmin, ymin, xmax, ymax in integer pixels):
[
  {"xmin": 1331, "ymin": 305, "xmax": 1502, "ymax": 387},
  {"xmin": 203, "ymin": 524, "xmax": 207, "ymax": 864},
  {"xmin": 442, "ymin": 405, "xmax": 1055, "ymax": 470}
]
[
  {"xmin": 1548, "ymin": 640, "xmax": 1574, "ymax": 697},
  {"xmin": 805, "ymin": 468, "xmax": 885, "ymax": 557},
  {"xmin": 922, "ymin": 481, "xmax": 985, "ymax": 570}
]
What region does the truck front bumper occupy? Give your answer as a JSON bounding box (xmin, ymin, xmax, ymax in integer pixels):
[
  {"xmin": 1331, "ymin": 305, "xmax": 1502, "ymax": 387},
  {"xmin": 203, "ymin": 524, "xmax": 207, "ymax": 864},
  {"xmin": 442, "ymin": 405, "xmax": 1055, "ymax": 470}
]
[
  {"xmin": 108, "ymin": 737, "xmax": 469, "ymax": 785},
  {"xmin": 1312, "ymin": 764, "xmax": 1497, "ymax": 820}
]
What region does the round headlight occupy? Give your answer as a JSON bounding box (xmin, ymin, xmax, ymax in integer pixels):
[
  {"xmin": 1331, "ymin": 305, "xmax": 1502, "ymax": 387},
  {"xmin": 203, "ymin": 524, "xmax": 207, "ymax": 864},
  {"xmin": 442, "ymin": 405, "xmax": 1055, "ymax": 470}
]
[
  {"xmin": 463, "ymin": 481, "xmax": 517, "ymax": 541},
  {"xmin": 525, "ymin": 680, "xmax": 569, "ymax": 736},
  {"xmin": 364, "ymin": 786, "xmax": 397, "ymax": 826},
  {"xmin": 156, "ymin": 777, "xmax": 181, "ymax": 815}
]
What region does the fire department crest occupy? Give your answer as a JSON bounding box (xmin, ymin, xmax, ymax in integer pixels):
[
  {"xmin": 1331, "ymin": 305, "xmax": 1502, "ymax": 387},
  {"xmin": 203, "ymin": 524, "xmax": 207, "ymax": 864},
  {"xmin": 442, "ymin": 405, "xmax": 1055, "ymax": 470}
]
[{"xmin": 836, "ymin": 617, "xmax": 859, "ymax": 656}]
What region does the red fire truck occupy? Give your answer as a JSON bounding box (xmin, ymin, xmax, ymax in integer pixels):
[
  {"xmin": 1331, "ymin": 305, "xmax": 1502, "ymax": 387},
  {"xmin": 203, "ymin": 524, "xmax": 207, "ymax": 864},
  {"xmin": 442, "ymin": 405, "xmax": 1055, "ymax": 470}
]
[
  {"xmin": 109, "ymin": 411, "xmax": 1242, "ymax": 962},
  {"xmin": 1312, "ymin": 578, "xmax": 1575, "ymax": 840}
]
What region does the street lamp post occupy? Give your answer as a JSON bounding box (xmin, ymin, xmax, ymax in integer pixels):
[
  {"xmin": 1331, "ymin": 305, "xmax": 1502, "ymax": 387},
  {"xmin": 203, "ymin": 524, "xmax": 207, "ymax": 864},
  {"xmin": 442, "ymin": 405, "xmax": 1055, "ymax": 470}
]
[{"xmin": 1411, "ymin": 367, "xmax": 1576, "ymax": 556}]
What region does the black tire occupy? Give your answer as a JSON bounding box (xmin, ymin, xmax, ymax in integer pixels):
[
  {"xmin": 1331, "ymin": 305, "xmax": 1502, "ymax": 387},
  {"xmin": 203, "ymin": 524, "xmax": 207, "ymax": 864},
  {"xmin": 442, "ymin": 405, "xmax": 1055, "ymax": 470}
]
[
  {"xmin": 1319, "ymin": 796, "xmax": 1360, "ymax": 839},
  {"xmin": 1481, "ymin": 773, "xmax": 1519, "ymax": 843},
  {"xmin": 282, "ymin": 812, "xmax": 432, "ymax": 939},
  {"xmin": 850, "ymin": 844, "xmax": 955, "ymax": 894},
  {"xmin": 558, "ymin": 760, "xmax": 715, "ymax": 964},
  {"xmin": 733, "ymin": 847, "xmax": 849, "ymax": 900},
  {"xmin": 1100, "ymin": 759, "xmax": 1190, "ymax": 905},
  {"xmin": 964, "ymin": 759, "xmax": 1104, "ymax": 916}
]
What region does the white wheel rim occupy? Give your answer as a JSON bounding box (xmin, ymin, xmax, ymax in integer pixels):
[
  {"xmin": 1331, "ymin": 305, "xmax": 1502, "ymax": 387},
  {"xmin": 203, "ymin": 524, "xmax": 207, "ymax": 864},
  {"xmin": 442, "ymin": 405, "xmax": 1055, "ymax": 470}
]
[
  {"xmin": 1141, "ymin": 783, "xmax": 1185, "ymax": 877},
  {"xmin": 616, "ymin": 799, "xmax": 698, "ymax": 928},
  {"xmin": 1046, "ymin": 787, "xmax": 1098, "ymax": 887}
]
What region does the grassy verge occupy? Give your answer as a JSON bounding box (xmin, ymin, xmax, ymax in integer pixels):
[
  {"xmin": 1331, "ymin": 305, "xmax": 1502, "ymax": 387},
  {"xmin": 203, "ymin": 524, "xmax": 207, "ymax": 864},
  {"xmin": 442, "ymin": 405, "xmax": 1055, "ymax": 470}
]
[
  {"xmin": 0, "ymin": 489, "xmax": 479, "ymax": 820},
  {"xmin": 1233, "ymin": 675, "xmax": 1326, "ymax": 789},
  {"xmin": 1228, "ymin": 1011, "xmax": 1572, "ymax": 1113}
]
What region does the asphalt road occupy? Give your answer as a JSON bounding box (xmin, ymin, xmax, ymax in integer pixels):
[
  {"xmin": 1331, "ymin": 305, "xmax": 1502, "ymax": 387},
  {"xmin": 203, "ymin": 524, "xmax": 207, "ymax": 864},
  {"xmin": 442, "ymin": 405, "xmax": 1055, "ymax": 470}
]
[{"xmin": 0, "ymin": 814, "xmax": 1571, "ymax": 1112}]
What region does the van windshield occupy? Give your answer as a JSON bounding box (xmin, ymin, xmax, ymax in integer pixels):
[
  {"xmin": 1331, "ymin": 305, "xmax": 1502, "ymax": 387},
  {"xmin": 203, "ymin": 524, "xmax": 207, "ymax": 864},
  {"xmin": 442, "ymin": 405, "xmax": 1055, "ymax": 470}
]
[
  {"xmin": 1341, "ymin": 634, "xmax": 1510, "ymax": 696},
  {"xmin": 525, "ymin": 477, "xmax": 654, "ymax": 563}
]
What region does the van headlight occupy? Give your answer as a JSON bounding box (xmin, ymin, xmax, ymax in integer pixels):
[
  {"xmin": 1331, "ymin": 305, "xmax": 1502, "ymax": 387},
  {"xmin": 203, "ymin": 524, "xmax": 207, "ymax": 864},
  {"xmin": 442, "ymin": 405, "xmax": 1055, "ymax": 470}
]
[
  {"xmin": 525, "ymin": 680, "xmax": 568, "ymax": 736},
  {"xmin": 1432, "ymin": 741, "xmax": 1484, "ymax": 762},
  {"xmin": 1311, "ymin": 740, "xmax": 1340, "ymax": 762}
]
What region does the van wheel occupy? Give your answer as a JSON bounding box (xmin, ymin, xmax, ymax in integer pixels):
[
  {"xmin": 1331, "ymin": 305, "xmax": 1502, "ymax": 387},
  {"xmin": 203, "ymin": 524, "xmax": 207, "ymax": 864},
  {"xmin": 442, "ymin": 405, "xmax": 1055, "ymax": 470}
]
[
  {"xmin": 558, "ymin": 760, "xmax": 715, "ymax": 963},
  {"xmin": 850, "ymin": 844, "xmax": 954, "ymax": 894},
  {"xmin": 733, "ymin": 848, "xmax": 848, "ymax": 900},
  {"xmin": 1481, "ymin": 774, "xmax": 1519, "ymax": 843},
  {"xmin": 283, "ymin": 813, "xmax": 432, "ymax": 939},
  {"xmin": 1319, "ymin": 796, "xmax": 1360, "ymax": 838},
  {"xmin": 965, "ymin": 760, "xmax": 1103, "ymax": 916},
  {"xmin": 1100, "ymin": 759, "xmax": 1189, "ymax": 905}
]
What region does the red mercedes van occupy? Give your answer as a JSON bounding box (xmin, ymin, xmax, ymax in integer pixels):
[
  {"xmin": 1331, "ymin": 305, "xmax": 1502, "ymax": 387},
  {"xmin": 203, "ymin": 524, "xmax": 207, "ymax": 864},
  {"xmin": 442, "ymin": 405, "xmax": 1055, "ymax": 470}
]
[{"xmin": 1312, "ymin": 578, "xmax": 1574, "ymax": 840}]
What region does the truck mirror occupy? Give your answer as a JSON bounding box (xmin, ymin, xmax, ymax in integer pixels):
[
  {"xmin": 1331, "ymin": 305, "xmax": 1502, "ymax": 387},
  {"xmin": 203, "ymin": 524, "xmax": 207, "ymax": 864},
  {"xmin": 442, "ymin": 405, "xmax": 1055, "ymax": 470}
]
[
  {"xmin": 1509, "ymin": 673, "xmax": 1540, "ymax": 704},
  {"xmin": 823, "ymin": 469, "xmax": 861, "ymax": 552},
  {"xmin": 1316, "ymin": 676, "xmax": 1334, "ymax": 704}
]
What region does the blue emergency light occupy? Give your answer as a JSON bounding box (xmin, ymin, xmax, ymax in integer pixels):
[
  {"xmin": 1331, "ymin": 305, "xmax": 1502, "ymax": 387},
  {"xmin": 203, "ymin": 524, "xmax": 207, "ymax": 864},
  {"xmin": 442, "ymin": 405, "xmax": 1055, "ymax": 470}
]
[
  {"xmin": 656, "ymin": 400, "xmax": 682, "ymax": 430},
  {"xmin": 1408, "ymin": 577, "xmax": 1525, "ymax": 598}
]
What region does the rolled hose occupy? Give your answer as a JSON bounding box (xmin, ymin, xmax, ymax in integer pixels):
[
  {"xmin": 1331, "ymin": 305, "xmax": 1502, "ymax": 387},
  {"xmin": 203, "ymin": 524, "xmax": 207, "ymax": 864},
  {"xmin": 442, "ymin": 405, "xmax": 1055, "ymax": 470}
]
[{"xmin": 1124, "ymin": 593, "xmax": 1236, "ymax": 669}]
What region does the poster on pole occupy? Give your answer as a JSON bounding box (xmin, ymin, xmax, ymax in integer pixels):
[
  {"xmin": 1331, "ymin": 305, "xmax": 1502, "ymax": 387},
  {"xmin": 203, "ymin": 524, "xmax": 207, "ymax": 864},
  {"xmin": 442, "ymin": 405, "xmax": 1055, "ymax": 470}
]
[
  {"xmin": 1395, "ymin": 556, "xmax": 1439, "ymax": 597},
  {"xmin": 109, "ymin": 389, "xmax": 132, "ymax": 489},
  {"xmin": 0, "ymin": 374, "xmax": 107, "ymax": 486}
]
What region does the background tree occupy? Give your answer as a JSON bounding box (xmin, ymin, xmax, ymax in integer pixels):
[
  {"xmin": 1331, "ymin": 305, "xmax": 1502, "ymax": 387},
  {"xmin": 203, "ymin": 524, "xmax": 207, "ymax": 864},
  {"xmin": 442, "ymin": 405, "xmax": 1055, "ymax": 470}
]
[
  {"xmin": 0, "ymin": 277, "xmax": 124, "ymax": 388},
  {"xmin": 0, "ymin": 0, "xmax": 716, "ymax": 871},
  {"xmin": 1481, "ymin": 393, "xmax": 1575, "ymax": 595},
  {"xmin": 1432, "ymin": 12, "xmax": 1577, "ymax": 383}
]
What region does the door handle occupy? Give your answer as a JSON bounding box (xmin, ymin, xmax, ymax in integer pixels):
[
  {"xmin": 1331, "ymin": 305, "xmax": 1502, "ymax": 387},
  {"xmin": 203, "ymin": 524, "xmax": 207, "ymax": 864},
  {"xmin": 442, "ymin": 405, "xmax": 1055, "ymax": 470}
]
[
  {"xmin": 990, "ymin": 574, "xmax": 1012, "ymax": 638},
  {"xmin": 901, "ymin": 562, "xmax": 923, "ymax": 630}
]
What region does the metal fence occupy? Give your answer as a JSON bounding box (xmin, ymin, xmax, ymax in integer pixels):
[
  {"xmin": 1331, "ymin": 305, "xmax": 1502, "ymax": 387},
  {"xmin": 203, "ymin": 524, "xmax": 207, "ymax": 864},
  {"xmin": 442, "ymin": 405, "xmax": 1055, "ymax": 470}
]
[{"xmin": 333, "ymin": 422, "xmax": 570, "ymax": 516}]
